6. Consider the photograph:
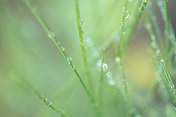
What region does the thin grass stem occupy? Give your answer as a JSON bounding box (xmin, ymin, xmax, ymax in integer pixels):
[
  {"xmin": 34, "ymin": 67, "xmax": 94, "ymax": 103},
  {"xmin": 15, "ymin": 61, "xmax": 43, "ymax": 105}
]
[
  {"xmin": 145, "ymin": 21, "xmax": 176, "ymax": 103},
  {"xmin": 73, "ymin": 0, "xmax": 94, "ymax": 93}
]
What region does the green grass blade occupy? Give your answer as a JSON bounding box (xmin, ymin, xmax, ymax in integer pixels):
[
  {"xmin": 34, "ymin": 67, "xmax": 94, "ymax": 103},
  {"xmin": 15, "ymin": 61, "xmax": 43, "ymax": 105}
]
[
  {"xmin": 97, "ymin": 49, "xmax": 105, "ymax": 117},
  {"xmin": 18, "ymin": 76, "xmax": 69, "ymax": 117},
  {"xmin": 123, "ymin": 0, "xmax": 148, "ymax": 55},
  {"xmin": 145, "ymin": 21, "xmax": 176, "ymax": 104},
  {"xmin": 164, "ymin": 0, "xmax": 171, "ymax": 47},
  {"xmin": 147, "ymin": 8, "xmax": 165, "ymax": 52},
  {"xmin": 73, "ymin": 0, "xmax": 94, "ymax": 93}
]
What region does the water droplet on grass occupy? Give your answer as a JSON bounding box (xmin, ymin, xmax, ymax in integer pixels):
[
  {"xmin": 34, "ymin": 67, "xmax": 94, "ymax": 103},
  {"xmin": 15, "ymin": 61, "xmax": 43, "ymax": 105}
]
[
  {"xmin": 160, "ymin": 59, "xmax": 164, "ymax": 63},
  {"xmin": 96, "ymin": 59, "xmax": 102, "ymax": 67},
  {"xmin": 67, "ymin": 57, "xmax": 72, "ymax": 64},
  {"xmin": 155, "ymin": 50, "xmax": 160, "ymax": 57},
  {"xmin": 171, "ymin": 85, "xmax": 175, "ymax": 89},
  {"xmin": 102, "ymin": 63, "xmax": 108, "ymax": 72},
  {"xmin": 123, "ymin": 31, "xmax": 126, "ymax": 35},
  {"xmin": 80, "ymin": 18, "xmax": 85, "ymax": 26},
  {"xmin": 48, "ymin": 32, "xmax": 55, "ymax": 39},
  {"xmin": 115, "ymin": 57, "xmax": 121, "ymax": 63},
  {"xmin": 61, "ymin": 47, "xmax": 65, "ymax": 51},
  {"xmin": 106, "ymin": 72, "xmax": 112, "ymax": 78},
  {"xmin": 125, "ymin": 12, "xmax": 129, "ymax": 19},
  {"xmin": 48, "ymin": 101, "xmax": 52, "ymax": 107}
]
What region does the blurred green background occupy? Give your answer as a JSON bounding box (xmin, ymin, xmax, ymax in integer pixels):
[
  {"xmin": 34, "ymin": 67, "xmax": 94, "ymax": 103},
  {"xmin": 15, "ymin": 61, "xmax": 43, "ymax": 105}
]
[{"xmin": 0, "ymin": 0, "xmax": 176, "ymax": 117}]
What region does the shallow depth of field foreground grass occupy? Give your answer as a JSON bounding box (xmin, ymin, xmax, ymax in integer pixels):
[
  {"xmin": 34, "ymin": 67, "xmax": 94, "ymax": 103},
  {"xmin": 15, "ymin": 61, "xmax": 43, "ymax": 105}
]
[{"xmin": 0, "ymin": 0, "xmax": 176, "ymax": 117}]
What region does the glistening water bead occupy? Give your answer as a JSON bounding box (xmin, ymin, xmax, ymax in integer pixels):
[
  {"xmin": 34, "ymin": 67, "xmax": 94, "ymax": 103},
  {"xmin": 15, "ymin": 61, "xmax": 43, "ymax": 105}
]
[
  {"xmin": 67, "ymin": 57, "xmax": 72, "ymax": 65},
  {"xmin": 102, "ymin": 63, "xmax": 108, "ymax": 72},
  {"xmin": 115, "ymin": 57, "xmax": 120, "ymax": 63},
  {"xmin": 96, "ymin": 59, "xmax": 102, "ymax": 67},
  {"xmin": 80, "ymin": 18, "xmax": 85, "ymax": 26},
  {"xmin": 106, "ymin": 72, "xmax": 112, "ymax": 79},
  {"xmin": 125, "ymin": 12, "xmax": 129, "ymax": 20},
  {"xmin": 48, "ymin": 101, "xmax": 53, "ymax": 107},
  {"xmin": 48, "ymin": 32, "xmax": 55, "ymax": 39},
  {"xmin": 106, "ymin": 72, "xmax": 116, "ymax": 86}
]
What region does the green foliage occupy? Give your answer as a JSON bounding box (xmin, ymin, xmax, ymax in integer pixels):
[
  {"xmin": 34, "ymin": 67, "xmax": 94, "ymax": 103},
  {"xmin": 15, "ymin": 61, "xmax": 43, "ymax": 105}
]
[{"xmin": 0, "ymin": 0, "xmax": 176, "ymax": 117}]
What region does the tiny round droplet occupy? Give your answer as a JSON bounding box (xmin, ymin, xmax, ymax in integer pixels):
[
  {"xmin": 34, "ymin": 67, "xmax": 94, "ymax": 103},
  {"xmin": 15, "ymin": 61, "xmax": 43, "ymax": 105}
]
[
  {"xmin": 125, "ymin": 13, "xmax": 129, "ymax": 19},
  {"xmin": 80, "ymin": 18, "xmax": 85, "ymax": 26},
  {"xmin": 120, "ymin": 22, "xmax": 123, "ymax": 26},
  {"xmin": 115, "ymin": 57, "xmax": 121, "ymax": 63},
  {"xmin": 48, "ymin": 101, "xmax": 52, "ymax": 107},
  {"xmin": 160, "ymin": 59, "xmax": 164, "ymax": 63},
  {"xmin": 61, "ymin": 47, "xmax": 65, "ymax": 51},
  {"xmin": 67, "ymin": 57, "xmax": 72, "ymax": 64},
  {"xmin": 106, "ymin": 72, "xmax": 112, "ymax": 79},
  {"xmin": 102, "ymin": 63, "xmax": 108, "ymax": 72},
  {"xmin": 96, "ymin": 59, "xmax": 102, "ymax": 67}
]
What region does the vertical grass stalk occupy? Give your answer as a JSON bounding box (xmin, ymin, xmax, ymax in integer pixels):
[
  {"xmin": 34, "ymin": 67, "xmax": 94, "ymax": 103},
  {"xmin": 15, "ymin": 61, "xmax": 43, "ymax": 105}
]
[
  {"xmin": 163, "ymin": 0, "xmax": 170, "ymax": 47},
  {"xmin": 117, "ymin": 0, "xmax": 129, "ymax": 97},
  {"xmin": 97, "ymin": 49, "xmax": 105, "ymax": 117},
  {"xmin": 123, "ymin": 0, "xmax": 148, "ymax": 55},
  {"xmin": 73, "ymin": 0, "xmax": 94, "ymax": 93}
]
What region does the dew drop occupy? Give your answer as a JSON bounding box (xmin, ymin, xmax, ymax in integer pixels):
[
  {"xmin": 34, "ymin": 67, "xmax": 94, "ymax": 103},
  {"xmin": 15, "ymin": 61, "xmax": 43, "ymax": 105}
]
[
  {"xmin": 155, "ymin": 50, "xmax": 160, "ymax": 57},
  {"xmin": 102, "ymin": 63, "xmax": 108, "ymax": 72},
  {"xmin": 171, "ymin": 85, "xmax": 175, "ymax": 89},
  {"xmin": 67, "ymin": 57, "xmax": 72, "ymax": 64},
  {"xmin": 108, "ymin": 79, "xmax": 116, "ymax": 86},
  {"xmin": 96, "ymin": 59, "xmax": 102, "ymax": 67},
  {"xmin": 122, "ymin": 6, "xmax": 125, "ymax": 13},
  {"xmin": 115, "ymin": 57, "xmax": 121, "ymax": 63},
  {"xmin": 80, "ymin": 18, "xmax": 85, "ymax": 26},
  {"xmin": 151, "ymin": 41, "xmax": 156, "ymax": 48},
  {"xmin": 160, "ymin": 59, "xmax": 164, "ymax": 63},
  {"xmin": 106, "ymin": 72, "xmax": 112, "ymax": 79},
  {"xmin": 73, "ymin": 65, "xmax": 76, "ymax": 70},
  {"xmin": 43, "ymin": 98, "xmax": 48, "ymax": 103},
  {"xmin": 84, "ymin": 37, "xmax": 92, "ymax": 45},
  {"xmin": 48, "ymin": 32, "xmax": 55, "ymax": 39},
  {"xmin": 106, "ymin": 72, "xmax": 116, "ymax": 86},
  {"xmin": 123, "ymin": 31, "xmax": 126, "ymax": 35},
  {"xmin": 120, "ymin": 22, "xmax": 123, "ymax": 26},
  {"xmin": 48, "ymin": 101, "xmax": 52, "ymax": 107},
  {"xmin": 125, "ymin": 13, "xmax": 129, "ymax": 19},
  {"xmin": 93, "ymin": 51, "xmax": 100, "ymax": 58},
  {"xmin": 61, "ymin": 47, "xmax": 65, "ymax": 51}
]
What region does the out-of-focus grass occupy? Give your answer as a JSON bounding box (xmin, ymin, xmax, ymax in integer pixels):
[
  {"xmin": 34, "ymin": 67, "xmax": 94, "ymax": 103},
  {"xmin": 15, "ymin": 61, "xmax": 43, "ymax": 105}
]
[{"xmin": 0, "ymin": 0, "xmax": 176, "ymax": 117}]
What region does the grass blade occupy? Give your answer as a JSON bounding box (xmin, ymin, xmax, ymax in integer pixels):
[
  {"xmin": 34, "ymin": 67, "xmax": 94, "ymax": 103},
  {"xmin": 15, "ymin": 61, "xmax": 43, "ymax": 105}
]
[
  {"xmin": 73, "ymin": 0, "xmax": 94, "ymax": 93},
  {"xmin": 145, "ymin": 21, "xmax": 176, "ymax": 104},
  {"xmin": 16, "ymin": 75, "xmax": 69, "ymax": 117},
  {"xmin": 97, "ymin": 49, "xmax": 105, "ymax": 117}
]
